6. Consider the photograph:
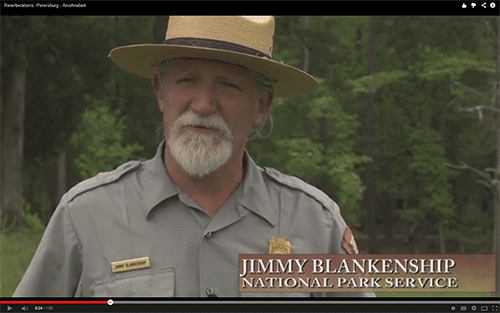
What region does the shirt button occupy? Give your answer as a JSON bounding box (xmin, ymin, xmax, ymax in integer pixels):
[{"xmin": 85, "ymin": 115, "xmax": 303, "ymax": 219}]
[
  {"xmin": 205, "ymin": 232, "xmax": 212, "ymax": 237},
  {"xmin": 206, "ymin": 287, "xmax": 215, "ymax": 296}
]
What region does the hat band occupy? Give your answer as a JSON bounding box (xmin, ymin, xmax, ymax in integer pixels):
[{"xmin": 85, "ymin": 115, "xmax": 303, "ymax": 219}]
[{"xmin": 164, "ymin": 38, "xmax": 271, "ymax": 59}]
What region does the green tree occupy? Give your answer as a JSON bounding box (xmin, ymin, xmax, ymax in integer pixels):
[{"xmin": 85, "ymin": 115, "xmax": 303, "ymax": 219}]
[
  {"xmin": 69, "ymin": 97, "xmax": 143, "ymax": 180},
  {"xmin": 262, "ymin": 16, "xmax": 498, "ymax": 257},
  {"xmin": 1, "ymin": 16, "xmax": 48, "ymax": 229},
  {"xmin": 17, "ymin": 17, "xmax": 157, "ymax": 225}
]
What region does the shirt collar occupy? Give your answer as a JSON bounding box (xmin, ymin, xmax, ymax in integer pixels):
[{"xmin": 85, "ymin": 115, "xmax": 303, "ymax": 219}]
[
  {"xmin": 238, "ymin": 151, "xmax": 276, "ymax": 227},
  {"xmin": 140, "ymin": 140, "xmax": 276, "ymax": 226},
  {"xmin": 141, "ymin": 140, "xmax": 179, "ymax": 218}
]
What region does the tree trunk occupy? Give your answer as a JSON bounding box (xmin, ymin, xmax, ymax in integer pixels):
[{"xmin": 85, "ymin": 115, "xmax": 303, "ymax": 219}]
[
  {"xmin": 154, "ymin": 16, "xmax": 169, "ymax": 43},
  {"xmin": 381, "ymin": 153, "xmax": 395, "ymax": 250},
  {"xmin": 55, "ymin": 149, "xmax": 67, "ymax": 204},
  {"xmin": 318, "ymin": 117, "xmax": 328, "ymax": 154},
  {"xmin": 438, "ymin": 219, "xmax": 446, "ymax": 253},
  {"xmin": 302, "ymin": 16, "xmax": 311, "ymax": 138},
  {"xmin": 1, "ymin": 45, "xmax": 27, "ymax": 230},
  {"xmin": 363, "ymin": 16, "xmax": 380, "ymax": 253},
  {"xmin": 302, "ymin": 16, "xmax": 310, "ymax": 74},
  {"xmin": 356, "ymin": 27, "xmax": 363, "ymax": 66},
  {"xmin": 319, "ymin": 17, "xmax": 332, "ymax": 160}
]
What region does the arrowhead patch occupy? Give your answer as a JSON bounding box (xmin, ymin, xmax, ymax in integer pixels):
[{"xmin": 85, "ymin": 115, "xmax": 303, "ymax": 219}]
[{"xmin": 341, "ymin": 226, "xmax": 359, "ymax": 255}]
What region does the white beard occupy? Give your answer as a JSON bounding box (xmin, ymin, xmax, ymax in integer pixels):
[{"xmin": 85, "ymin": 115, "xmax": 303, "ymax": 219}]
[{"xmin": 167, "ymin": 111, "xmax": 233, "ymax": 177}]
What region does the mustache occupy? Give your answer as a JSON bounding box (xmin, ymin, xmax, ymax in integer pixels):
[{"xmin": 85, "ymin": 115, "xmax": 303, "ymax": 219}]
[{"xmin": 174, "ymin": 112, "xmax": 233, "ymax": 139}]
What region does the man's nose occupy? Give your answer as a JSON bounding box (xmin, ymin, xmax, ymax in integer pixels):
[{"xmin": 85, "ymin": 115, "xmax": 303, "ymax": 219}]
[{"xmin": 189, "ymin": 85, "xmax": 219, "ymax": 116}]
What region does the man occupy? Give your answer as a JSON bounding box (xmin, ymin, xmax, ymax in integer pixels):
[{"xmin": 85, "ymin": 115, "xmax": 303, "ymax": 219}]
[{"xmin": 14, "ymin": 16, "xmax": 373, "ymax": 297}]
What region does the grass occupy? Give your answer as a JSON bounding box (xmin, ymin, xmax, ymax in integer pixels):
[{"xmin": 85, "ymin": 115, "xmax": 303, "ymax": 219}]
[{"xmin": 0, "ymin": 230, "xmax": 43, "ymax": 297}]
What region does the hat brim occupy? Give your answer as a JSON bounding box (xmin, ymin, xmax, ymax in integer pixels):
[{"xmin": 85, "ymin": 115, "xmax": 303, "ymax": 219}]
[{"xmin": 108, "ymin": 44, "xmax": 318, "ymax": 97}]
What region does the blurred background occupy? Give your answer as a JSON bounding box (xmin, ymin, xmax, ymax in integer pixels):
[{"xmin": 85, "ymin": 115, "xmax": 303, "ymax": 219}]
[{"xmin": 1, "ymin": 16, "xmax": 499, "ymax": 297}]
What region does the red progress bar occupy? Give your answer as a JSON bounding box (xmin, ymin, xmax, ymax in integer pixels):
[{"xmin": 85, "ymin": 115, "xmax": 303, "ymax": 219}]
[{"xmin": 0, "ymin": 301, "xmax": 107, "ymax": 304}]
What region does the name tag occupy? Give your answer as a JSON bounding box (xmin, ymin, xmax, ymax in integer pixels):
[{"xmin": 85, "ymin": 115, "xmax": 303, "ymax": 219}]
[{"xmin": 110, "ymin": 256, "xmax": 151, "ymax": 273}]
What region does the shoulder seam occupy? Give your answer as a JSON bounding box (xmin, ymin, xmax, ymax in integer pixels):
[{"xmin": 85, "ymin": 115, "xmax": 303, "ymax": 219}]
[
  {"xmin": 62, "ymin": 201, "xmax": 84, "ymax": 296},
  {"xmin": 263, "ymin": 166, "xmax": 337, "ymax": 216},
  {"xmin": 64, "ymin": 160, "xmax": 142, "ymax": 203}
]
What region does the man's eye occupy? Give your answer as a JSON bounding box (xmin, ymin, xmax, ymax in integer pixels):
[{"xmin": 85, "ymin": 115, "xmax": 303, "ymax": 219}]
[
  {"xmin": 222, "ymin": 81, "xmax": 241, "ymax": 90},
  {"xmin": 177, "ymin": 77, "xmax": 195, "ymax": 83}
]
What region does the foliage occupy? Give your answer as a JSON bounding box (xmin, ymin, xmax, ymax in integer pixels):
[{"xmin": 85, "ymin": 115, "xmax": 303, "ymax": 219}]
[
  {"xmin": 418, "ymin": 50, "xmax": 493, "ymax": 81},
  {"xmin": 447, "ymin": 203, "xmax": 494, "ymax": 253},
  {"xmin": 274, "ymin": 138, "xmax": 323, "ymax": 178},
  {"xmin": 251, "ymin": 72, "xmax": 370, "ymax": 226},
  {"xmin": 371, "ymin": 16, "xmax": 497, "ymax": 253},
  {"xmin": 22, "ymin": 16, "xmax": 89, "ymax": 161},
  {"xmin": 250, "ymin": 17, "xmax": 497, "ymax": 250},
  {"xmin": 349, "ymin": 51, "xmax": 492, "ymax": 94},
  {"xmin": 21, "ymin": 203, "xmax": 45, "ymax": 234},
  {"xmin": 326, "ymin": 153, "xmax": 370, "ymax": 225},
  {"xmin": 15, "ymin": 16, "xmax": 157, "ymax": 224},
  {"xmin": 408, "ymin": 127, "xmax": 456, "ymax": 222},
  {"xmin": 349, "ymin": 70, "xmax": 409, "ymax": 93},
  {"xmin": 69, "ymin": 97, "xmax": 143, "ymax": 179},
  {"xmin": 1, "ymin": 16, "xmax": 48, "ymax": 66}
]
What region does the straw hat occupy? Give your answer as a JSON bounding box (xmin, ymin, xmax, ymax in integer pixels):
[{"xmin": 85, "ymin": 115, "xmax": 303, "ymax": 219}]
[{"xmin": 108, "ymin": 16, "xmax": 318, "ymax": 97}]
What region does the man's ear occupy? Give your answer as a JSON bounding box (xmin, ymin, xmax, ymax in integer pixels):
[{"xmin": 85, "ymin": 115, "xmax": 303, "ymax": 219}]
[
  {"xmin": 152, "ymin": 73, "xmax": 160, "ymax": 93},
  {"xmin": 254, "ymin": 88, "xmax": 274, "ymax": 125},
  {"xmin": 152, "ymin": 73, "xmax": 164, "ymax": 112}
]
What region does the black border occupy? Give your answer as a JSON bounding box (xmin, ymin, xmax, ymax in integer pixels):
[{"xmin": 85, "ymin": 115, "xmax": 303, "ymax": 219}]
[
  {"xmin": 1, "ymin": 1, "xmax": 499, "ymax": 16},
  {"xmin": 1, "ymin": 297, "xmax": 500, "ymax": 312}
]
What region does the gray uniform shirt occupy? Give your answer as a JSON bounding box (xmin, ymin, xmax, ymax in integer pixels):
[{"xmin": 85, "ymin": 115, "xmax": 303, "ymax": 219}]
[{"xmin": 14, "ymin": 141, "xmax": 374, "ymax": 297}]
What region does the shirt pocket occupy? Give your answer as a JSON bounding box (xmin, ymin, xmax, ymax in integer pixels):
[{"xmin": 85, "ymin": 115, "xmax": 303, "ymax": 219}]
[{"xmin": 93, "ymin": 267, "xmax": 174, "ymax": 297}]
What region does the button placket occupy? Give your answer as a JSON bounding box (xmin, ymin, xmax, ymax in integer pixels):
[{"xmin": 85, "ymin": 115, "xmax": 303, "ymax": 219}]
[{"xmin": 198, "ymin": 203, "xmax": 244, "ymax": 296}]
